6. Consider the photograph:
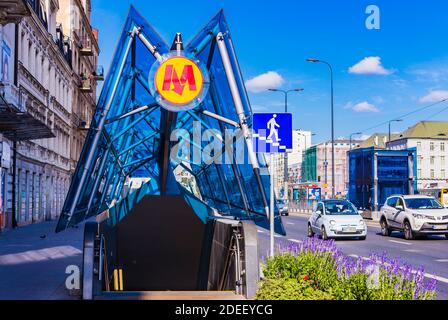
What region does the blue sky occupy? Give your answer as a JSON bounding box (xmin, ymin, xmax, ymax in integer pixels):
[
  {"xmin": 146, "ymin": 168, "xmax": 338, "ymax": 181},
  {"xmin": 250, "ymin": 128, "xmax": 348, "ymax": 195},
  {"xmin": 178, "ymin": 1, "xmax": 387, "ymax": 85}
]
[{"xmin": 91, "ymin": 0, "xmax": 448, "ymax": 144}]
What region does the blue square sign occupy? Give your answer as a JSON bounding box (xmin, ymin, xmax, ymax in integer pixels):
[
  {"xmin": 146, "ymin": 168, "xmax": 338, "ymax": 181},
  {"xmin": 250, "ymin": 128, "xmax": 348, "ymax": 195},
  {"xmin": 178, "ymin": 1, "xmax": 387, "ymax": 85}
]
[{"xmin": 252, "ymin": 113, "xmax": 293, "ymax": 153}]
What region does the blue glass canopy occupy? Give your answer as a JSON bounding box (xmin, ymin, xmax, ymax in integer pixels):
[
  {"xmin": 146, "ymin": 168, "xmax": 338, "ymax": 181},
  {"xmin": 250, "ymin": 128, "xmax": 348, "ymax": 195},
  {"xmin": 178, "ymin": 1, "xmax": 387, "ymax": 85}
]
[{"xmin": 56, "ymin": 6, "xmax": 285, "ymax": 235}]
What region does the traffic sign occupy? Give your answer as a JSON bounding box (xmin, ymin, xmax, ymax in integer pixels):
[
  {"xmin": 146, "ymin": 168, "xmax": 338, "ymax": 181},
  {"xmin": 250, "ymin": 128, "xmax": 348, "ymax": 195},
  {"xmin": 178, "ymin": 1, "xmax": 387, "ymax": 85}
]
[{"xmin": 252, "ymin": 113, "xmax": 293, "ymax": 153}]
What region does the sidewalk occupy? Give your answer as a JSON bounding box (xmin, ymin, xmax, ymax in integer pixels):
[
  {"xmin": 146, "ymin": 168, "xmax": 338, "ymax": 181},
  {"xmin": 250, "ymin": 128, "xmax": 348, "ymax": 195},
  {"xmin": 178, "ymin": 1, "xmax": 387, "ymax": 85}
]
[{"xmin": 0, "ymin": 220, "xmax": 85, "ymax": 300}]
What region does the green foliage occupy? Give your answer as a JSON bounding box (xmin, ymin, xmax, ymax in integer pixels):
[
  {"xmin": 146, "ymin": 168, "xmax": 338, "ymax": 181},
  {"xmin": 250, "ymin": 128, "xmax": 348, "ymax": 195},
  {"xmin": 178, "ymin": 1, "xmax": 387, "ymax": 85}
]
[
  {"xmin": 255, "ymin": 278, "xmax": 333, "ymax": 300},
  {"xmin": 256, "ymin": 251, "xmax": 437, "ymax": 300}
]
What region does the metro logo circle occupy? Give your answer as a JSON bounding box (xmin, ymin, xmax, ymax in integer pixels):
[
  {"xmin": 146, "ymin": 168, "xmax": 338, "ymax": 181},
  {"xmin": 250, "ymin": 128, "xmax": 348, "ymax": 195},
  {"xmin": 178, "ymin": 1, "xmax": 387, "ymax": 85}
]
[{"xmin": 154, "ymin": 56, "xmax": 204, "ymax": 106}]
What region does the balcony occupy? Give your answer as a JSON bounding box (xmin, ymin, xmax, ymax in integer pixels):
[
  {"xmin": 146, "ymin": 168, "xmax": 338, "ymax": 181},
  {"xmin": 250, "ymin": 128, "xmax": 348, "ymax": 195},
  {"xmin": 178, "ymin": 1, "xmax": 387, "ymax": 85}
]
[
  {"xmin": 0, "ymin": 0, "xmax": 30, "ymax": 25},
  {"xmin": 79, "ymin": 35, "xmax": 93, "ymax": 56},
  {"xmin": 79, "ymin": 77, "xmax": 93, "ymax": 93},
  {"xmin": 93, "ymin": 66, "xmax": 104, "ymax": 81}
]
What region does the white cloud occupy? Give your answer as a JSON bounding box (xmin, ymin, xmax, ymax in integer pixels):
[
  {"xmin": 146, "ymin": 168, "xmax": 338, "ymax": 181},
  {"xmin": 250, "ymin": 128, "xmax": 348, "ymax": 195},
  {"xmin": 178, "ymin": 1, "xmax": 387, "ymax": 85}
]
[
  {"xmin": 348, "ymin": 56, "xmax": 393, "ymax": 75},
  {"xmin": 245, "ymin": 71, "xmax": 284, "ymax": 93},
  {"xmin": 344, "ymin": 101, "xmax": 380, "ymax": 113},
  {"xmin": 419, "ymin": 90, "xmax": 448, "ymax": 103}
]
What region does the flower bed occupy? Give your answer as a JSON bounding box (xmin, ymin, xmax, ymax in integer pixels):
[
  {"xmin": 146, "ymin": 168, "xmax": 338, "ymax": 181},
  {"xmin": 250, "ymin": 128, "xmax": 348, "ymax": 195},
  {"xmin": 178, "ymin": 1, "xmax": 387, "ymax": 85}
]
[{"xmin": 255, "ymin": 237, "xmax": 437, "ymax": 300}]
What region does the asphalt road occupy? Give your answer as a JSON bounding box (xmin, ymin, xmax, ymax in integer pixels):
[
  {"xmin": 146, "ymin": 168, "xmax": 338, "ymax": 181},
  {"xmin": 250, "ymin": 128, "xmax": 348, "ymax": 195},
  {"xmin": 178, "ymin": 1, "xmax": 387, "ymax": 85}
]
[{"xmin": 257, "ymin": 214, "xmax": 448, "ymax": 300}]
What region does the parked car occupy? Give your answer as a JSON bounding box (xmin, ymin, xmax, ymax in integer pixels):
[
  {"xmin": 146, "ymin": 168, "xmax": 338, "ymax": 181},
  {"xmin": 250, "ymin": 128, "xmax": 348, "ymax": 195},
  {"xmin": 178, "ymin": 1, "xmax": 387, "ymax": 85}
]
[
  {"xmin": 277, "ymin": 199, "xmax": 289, "ymax": 216},
  {"xmin": 380, "ymin": 195, "xmax": 448, "ymax": 240},
  {"xmin": 307, "ymin": 199, "xmax": 367, "ymax": 240}
]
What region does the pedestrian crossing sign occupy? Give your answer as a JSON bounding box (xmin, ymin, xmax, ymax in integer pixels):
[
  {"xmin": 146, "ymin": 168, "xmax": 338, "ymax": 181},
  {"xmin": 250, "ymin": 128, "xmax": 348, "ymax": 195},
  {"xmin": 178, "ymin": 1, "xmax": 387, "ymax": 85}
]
[{"xmin": 252, "ymin": 113, "xmax": 293, "ymax": 153}]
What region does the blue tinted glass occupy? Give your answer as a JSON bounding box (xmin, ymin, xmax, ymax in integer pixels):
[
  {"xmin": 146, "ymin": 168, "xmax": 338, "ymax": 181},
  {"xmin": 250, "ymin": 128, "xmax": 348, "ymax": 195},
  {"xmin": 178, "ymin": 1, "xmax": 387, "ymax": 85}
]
[{"xmin": 56, "ymin": 7, "xmax": 285, "ymax": 235}]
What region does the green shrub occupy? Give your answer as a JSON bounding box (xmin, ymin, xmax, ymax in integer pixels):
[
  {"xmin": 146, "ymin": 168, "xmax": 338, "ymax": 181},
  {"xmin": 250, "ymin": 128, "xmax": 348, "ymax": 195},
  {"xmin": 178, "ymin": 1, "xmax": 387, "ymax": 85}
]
[{"xmin": 255, "ymin": 238, "xmax": 437, "ymax": 300}]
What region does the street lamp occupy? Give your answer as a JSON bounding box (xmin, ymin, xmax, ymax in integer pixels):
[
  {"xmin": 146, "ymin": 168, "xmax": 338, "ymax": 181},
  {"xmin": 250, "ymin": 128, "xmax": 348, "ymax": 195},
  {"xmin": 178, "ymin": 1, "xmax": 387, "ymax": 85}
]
[
  {"xmin": 388, "ymin": 119, "xmax": 403, "ymax": 148},
  {"xmin": 349, "ymin": 132, "xmax": 362, "ymax": 151},
  {"xmin": 268, "ymin": 88, "xmax": 304, "ymax": 200},
  {"xmin": 307, "ymin": 58, "xmax": 335, "ymax": 198}
]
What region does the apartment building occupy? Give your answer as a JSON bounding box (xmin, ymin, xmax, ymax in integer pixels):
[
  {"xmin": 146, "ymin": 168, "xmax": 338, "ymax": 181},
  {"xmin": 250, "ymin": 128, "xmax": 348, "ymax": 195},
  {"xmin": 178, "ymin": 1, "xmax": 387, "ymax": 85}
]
[
  {"xmin": 0, "ymin": 0, "xmax": 100, "ymax": 230},
  {"xmin": 302, "ymin": 139, "xmax": 361, "ymax": 198},
  {"xmin": 388, "ymin": 121, "xmax": 448, "ymax": 191},
  {"xmin": 272, "ymin": 130, "xmax": 312, "ymax": 198}
]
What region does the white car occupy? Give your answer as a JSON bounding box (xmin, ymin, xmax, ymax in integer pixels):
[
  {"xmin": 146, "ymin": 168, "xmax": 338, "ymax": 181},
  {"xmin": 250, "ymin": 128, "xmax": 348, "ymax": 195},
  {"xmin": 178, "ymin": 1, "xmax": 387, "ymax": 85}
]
[
  {"xmin": 380, "ymin": 195, "xmax": 448, "ymax": 240},
  {"xmin": 307, "ymin": 199, "xmax": 367, "ymax": 240}
]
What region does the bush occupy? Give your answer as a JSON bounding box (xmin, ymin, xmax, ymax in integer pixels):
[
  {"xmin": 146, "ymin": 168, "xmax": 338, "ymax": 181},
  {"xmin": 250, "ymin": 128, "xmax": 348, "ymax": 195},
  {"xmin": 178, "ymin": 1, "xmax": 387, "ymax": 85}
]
[{"xmin": 255, "ymin": 237, "xmax": 437, "ymax": 300}]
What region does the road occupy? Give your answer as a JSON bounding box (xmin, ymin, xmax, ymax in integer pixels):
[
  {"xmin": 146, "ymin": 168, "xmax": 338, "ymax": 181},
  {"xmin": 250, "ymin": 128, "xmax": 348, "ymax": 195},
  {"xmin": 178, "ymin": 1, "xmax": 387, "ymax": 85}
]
[{"xmin": 257, "ymin": 213, "xmax": 448, "ymax": 300}]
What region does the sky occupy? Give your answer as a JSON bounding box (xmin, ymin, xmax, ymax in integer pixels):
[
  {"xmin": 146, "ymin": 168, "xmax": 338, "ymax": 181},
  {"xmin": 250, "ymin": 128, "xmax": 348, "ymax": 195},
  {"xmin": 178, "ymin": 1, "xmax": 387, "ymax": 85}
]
[{"xmin": 91, "ymin": 0, "xmax": 448, "ymax": 144}]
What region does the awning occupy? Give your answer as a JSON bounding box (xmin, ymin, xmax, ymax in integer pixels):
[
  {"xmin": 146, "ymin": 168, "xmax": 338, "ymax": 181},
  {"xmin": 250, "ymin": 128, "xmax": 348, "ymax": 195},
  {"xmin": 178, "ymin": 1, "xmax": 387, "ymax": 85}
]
[{"xmin": 0, "ymin": 95, "xmax": 54, "ymax": 141}]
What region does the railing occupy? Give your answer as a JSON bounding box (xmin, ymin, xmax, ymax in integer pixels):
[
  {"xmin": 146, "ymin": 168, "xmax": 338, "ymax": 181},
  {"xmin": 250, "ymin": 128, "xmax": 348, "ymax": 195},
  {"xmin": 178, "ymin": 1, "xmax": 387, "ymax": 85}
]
[{"xmin": 289, "ymin": 199, "xmax": 318, "ymax": 213}]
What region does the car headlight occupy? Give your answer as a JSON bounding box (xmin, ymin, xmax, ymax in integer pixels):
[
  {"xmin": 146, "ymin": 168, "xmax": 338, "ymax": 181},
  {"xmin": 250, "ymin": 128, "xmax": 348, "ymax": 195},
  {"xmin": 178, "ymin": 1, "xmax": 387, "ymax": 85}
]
[
  {"xmin": 359, "ymin": 220, "xmax": 365, "ymax": 225},
  {"xmin": 412, "ymin": 213, "xmax": 426, "ymax": 219},
  {"xmin": 329, "ymin": 220, "xmax": 336, "ymax": 226}
]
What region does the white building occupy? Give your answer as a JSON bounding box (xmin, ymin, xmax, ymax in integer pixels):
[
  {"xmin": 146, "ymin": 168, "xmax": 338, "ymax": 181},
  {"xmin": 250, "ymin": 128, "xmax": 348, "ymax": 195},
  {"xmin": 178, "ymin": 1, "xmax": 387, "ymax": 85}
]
[
  {"xmin": 0, "ymin": 0, "xmax": 100, "ymax": 230},
  {"xmin": 388, "ymin": 121, "xmax": 448, "ymax": 191},
  {"xmin": 272, "ymin": 130, "xmax": 312, "ymax": 198}
]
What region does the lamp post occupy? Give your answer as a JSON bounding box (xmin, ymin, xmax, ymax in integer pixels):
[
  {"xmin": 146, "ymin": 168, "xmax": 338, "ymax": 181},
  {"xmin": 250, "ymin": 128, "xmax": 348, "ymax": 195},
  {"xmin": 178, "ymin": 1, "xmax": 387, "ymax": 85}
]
[
  {"xmin": 268, "ymin": 88, "xmax": 304, "ymax": 200},
  {"xmin": 349, "ymin": 132, "xmax": 362, "ymax": 151},
  {"xmin": 307, "ymin": 58, "xmax": 335, "ymax": 197},
  {"xmin": 388, "ymin": 119, "xmax": 403, "ymax": 149}
]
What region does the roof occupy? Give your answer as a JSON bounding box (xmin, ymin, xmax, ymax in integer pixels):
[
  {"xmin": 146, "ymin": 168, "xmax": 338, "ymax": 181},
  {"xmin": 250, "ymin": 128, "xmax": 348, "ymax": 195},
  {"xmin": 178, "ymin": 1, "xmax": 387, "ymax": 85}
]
[
  {"xmin": 394, "ymin": 121, "xmax": 448, "ymax": 140},
  {"xmin": 387, "ymin": 194, "xmax": 432, "ymax": 199},
  {"xmin": 358, "ymin": 133, "xmax": 400, "ymax": 149}
]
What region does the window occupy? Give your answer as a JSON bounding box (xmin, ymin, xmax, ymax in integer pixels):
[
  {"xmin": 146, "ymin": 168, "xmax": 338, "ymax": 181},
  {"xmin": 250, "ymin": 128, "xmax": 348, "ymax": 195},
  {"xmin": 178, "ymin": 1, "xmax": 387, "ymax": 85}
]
[
  {"xmin": 442, "ymin": 169, "xmax": 446, "ymax": 179},
  {"xmin": 386, "ymin": 197, "xmax": 397, "ymax": 207},
  {"xmin": 431, "ymin": 169, "xmax": 435, "ymax": 179},
  {"xmin": 441, "ymin": 142, "xmax": 445, "ymax": 152},
  {"xmin": 417, "ymin": 169, "xmax": 422, "ymax": 178},
  {"xmin": 417, "ymin": 142, "xmax": 422, "ymax": 152},
  {"xmin": 417, "ymin": 157, "xmax": 422, "ymax": 167},
  {"xmin": 442, "ymin": 156, "xmax": 446, "ymax": 167},
  {"xmin": 430, "ymin": 156, "xmax": 435, "ymax": 166},
  {"xmin": 430, "ymin": 142, "xmax": 434, "ymax": 151}
]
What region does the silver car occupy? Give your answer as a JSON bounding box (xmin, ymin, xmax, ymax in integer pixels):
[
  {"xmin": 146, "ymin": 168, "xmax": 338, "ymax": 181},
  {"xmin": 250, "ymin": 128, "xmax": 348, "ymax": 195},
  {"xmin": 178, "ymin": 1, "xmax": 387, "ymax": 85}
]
[
  {"xmin": 308, "ymin": 199, "xmax": 367, "ymax": 240},
  {"xmin": 380, "ymin": 195, "xmax": 448, "ymax": 240}
]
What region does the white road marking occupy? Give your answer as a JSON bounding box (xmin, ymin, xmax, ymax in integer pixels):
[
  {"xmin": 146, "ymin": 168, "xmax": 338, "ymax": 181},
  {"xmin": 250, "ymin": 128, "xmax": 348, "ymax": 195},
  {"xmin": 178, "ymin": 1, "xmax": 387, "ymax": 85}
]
[
  {"xmin": 286, "ymin": 222, "xmax": 295, "ymax": 225},
  {"xmin": 424, "ymin": 273, "xmax": 448, "ymax": 284},
  {"xmin": 404, "ymin": 249, "xmax": 421, "ymax": 253},
  {"xmin": 274, "ymin": 234, "xmax": 282, "ymax": 238},
  {"xmin": 435, "ymin": 259, "xmax": 448, "ymax": 263},
  {"xmin": 347, "ymin": 254, "xmax": 448, "ymax": 284},
  {"xmin": 388, "ymin": 239, "xmax": 412, "ymax": 246},
  {"xmin": 257, "ymin": 230, "xmax": 265, "ymax": 233},
  {"xmin": 288, "ymin": 239, "xmax": 302, "ymax": 244}
]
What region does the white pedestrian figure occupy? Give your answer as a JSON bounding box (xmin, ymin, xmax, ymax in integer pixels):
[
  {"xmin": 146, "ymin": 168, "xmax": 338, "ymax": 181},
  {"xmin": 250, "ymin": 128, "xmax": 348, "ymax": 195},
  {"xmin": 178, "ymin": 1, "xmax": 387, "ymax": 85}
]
[{"xmin": 267, "ymin": 114, "xmax": 280, "ymax": 142}]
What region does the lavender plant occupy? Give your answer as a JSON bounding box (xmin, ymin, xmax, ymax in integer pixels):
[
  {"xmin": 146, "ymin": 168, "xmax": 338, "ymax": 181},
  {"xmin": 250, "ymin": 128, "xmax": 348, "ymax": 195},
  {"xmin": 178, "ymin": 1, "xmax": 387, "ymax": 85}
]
[{"xmin": 257, "ymin": 237, "xmax": 437, "ymax": 300}]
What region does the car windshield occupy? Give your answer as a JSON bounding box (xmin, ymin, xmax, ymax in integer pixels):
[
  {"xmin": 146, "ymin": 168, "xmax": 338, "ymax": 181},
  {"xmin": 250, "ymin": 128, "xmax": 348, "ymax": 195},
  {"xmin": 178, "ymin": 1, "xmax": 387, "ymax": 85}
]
[
  {"xmin": 324, "ymin": 201, "xmax": 358, "ymax": 215},
  {"xmin": 404, "ymin": 198, "xmax": 443, "ymax": 209},
  {"xmin": 277, "ymin": 200, "xmax": 286, "ymax": 205}
]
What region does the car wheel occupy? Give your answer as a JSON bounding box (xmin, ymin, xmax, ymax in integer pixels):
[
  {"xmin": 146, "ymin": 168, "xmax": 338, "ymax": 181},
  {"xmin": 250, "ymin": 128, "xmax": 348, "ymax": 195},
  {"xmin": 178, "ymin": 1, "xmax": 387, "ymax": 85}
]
[
  {"xmin": 445, "ymin": 234, "xmax": 448, "ymax": 240},
  {"xmin": 321, "ymin": 226, "xmax": 329, "ymax": 240},
  {"xmin": 380, "ymin": 218, "xmax": 391, "ymax": 236},
  {"xmin": 307, "ymin": 223, "xmax": 314, "ymax": 237},
  {"xmin": 359, "ymin": 236, "xmax": 366, "ymax": 240},
  {"xmin": 404, "ymin": 221, "xmax": 415, "ymax": 240}
]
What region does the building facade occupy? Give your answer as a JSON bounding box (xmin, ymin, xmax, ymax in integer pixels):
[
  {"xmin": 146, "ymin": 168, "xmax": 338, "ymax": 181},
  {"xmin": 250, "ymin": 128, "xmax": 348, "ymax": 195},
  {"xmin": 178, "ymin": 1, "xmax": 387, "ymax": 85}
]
[
  {"xmin": 388, "ymin": 121, "xmax": 448, "ymax": 191},
  {"xmin": 272, "ymin": 130, "xmax": 312, "ymax": 198},
  {"xmin": 301, "ymin": 139, "xmax": 361, "ymax": 198},
  {"xmin": 0, "ymin": 0, "xmax": 100, "ymax": 230}
]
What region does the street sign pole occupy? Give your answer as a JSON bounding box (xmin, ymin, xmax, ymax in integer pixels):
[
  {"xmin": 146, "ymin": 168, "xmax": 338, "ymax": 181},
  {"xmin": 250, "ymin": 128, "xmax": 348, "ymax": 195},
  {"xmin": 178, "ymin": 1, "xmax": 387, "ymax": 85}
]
[
  {"xmin": 252, "ymin": 112, "xmax": 293, "ymax": 259},
  {"xmin": 270, "ymin": 153, "xmax": 275, "ymax": 257}
]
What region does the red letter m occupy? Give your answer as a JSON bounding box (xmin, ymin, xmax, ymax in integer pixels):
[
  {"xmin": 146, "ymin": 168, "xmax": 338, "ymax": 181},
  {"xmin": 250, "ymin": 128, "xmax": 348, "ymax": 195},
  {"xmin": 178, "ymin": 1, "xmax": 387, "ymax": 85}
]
[{"xmin": 162, "ymin": 64, "xmax": 197, "ymax": 95}]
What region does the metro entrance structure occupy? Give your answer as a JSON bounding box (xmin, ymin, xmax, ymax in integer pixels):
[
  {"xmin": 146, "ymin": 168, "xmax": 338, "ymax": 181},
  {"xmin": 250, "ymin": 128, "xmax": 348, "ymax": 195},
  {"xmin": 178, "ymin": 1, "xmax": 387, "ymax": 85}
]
[{"xmin": 56, "ymin": 6, "xmax": 285, "ymax": 299}]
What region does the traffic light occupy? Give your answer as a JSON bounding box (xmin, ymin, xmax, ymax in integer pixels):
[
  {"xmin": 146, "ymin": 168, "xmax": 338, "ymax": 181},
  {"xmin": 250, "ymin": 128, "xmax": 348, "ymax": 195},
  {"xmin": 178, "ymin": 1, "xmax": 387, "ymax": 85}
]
[{"xmin": 317, "ymin": 176, "xmax": 321, "ymax": 182}]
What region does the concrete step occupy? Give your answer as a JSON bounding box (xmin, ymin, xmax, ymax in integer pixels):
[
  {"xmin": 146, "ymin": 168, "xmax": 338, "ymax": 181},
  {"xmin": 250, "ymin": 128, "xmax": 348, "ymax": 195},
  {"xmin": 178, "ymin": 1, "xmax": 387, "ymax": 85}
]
[{"xmin": 96, "ymin": 291, "xmax": 246, "ymax": 300}]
